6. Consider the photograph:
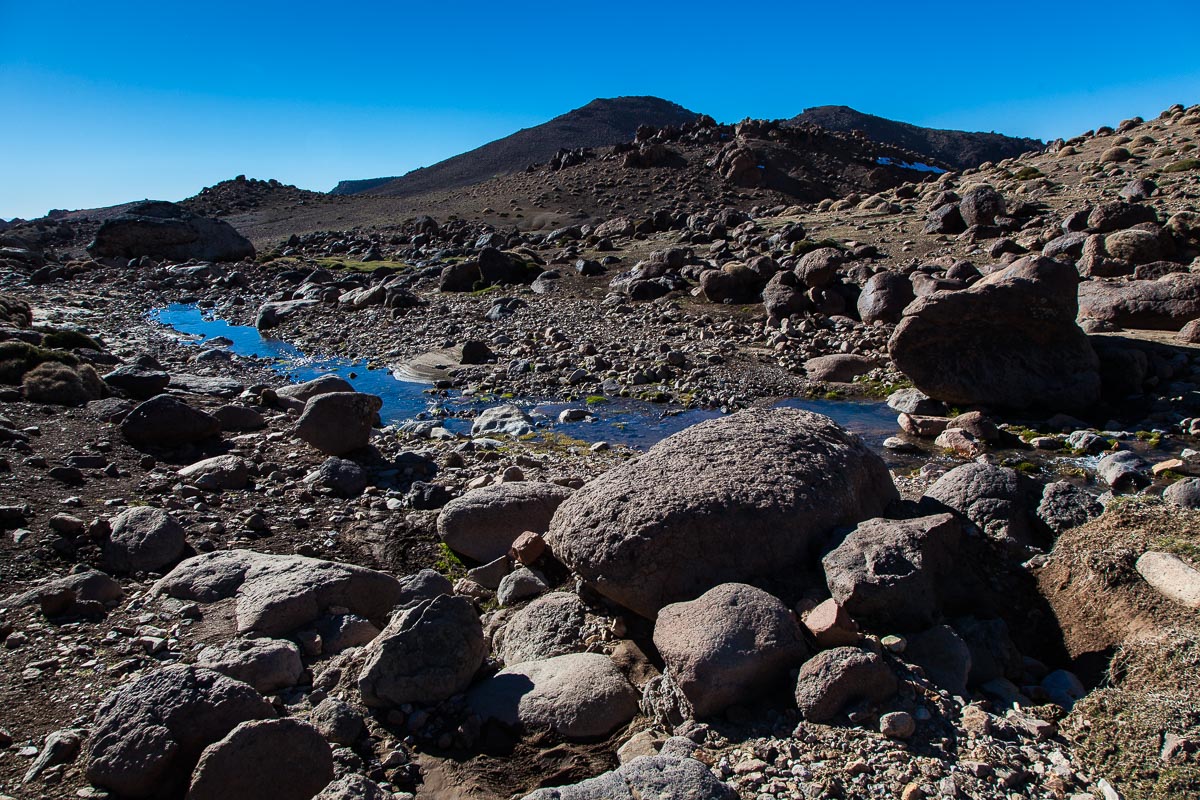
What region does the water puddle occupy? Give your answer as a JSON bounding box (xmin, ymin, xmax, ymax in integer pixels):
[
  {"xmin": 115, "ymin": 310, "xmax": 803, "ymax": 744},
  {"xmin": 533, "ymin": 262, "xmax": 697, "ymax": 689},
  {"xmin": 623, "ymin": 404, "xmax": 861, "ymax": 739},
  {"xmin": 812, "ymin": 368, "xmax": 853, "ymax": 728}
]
[{"xmin": 149, "ymin": 304, "xmax": 899, "ymax": 451}]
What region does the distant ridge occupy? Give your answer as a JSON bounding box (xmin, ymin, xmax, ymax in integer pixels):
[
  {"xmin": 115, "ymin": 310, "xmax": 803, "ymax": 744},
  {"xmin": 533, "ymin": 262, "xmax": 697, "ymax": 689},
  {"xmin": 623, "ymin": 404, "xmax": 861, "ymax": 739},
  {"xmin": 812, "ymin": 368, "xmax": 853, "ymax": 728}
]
[
  {"xmin": 331, "ymin": 96, "xmax": 702, "ymax": 197},
  {"xmin": 788, "ymin": 105, "xmax": 1044, "ymax": 170}
]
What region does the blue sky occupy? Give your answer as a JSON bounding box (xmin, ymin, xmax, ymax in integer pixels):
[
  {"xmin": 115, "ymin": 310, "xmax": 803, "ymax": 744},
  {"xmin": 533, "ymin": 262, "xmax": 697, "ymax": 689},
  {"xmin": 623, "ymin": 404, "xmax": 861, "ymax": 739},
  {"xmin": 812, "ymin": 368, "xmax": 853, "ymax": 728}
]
[{"xmin": 2, "ymin": 0, "xmax": 1198, "ymax": 219}]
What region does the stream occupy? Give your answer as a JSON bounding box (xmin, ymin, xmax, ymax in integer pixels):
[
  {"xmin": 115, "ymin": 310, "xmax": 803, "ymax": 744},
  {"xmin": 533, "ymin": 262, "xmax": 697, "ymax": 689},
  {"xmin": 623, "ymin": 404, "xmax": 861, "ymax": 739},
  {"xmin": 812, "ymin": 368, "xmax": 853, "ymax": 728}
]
[{"xmin": 149, "ymin": 303, "xmax": 900, "ymax": 451}]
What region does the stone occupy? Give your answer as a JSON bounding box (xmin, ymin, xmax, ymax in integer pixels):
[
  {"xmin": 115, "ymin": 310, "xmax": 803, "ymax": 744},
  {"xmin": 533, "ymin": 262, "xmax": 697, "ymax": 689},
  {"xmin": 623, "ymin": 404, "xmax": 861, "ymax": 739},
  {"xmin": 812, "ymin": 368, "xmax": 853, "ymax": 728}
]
[
  {"xmin": 499, "ymin": 592, "xmax": 587, "ymax": 666},
  {"xmin": 1078, "ymin": 273, "xmax": 1200, "ymax": 331},
  {"xmin": 906, "ymin": 625, "xmax": 972, "ymax": 696},
  {"xmin": 1037, "ymin": 481, "xmax": 1103, "ymax": 532},
  {"xmin": 468, "ymin": 652, "xmax": 638, "ymax": 739},
  {"xmin": 87, "ymin": 200, "xmax": 255, "ymax": 262},
  {"xmin": 794, "ymin": 647, "xmax": 897, "ymax": 723},
  {"xmin": 255, "ymin": 300, "xmax": 316, "ymax": 330},
  {"xmin": 305, "ymin": 457, "xmax": 368, "ymax": 498},
  {"xmin": 653, "ymin": 584, "xmax": 808, "ymax": 718},
  {"xmin": 857, "ymin": 271, "xmax": 915, "ymax": 325},
  {"xmin": 309, "ymin": 697, "xmax": 364, "ymax": 745},
  {"xmin": 1096, "ymin": 450, "xmax": 1150, "ymax": 490},
  {"xmin": 185, "ymin": 718, "xmax": 332, "ymax": 800},
  {"xmin": 105, "ymin": 506, "xmax": 186, "ymax": 574},
  {"xmin": 293, "ymin": 392, "xmax": 381, "ymax": 456},
  {"xmin": 822, "ymin": 514, "xmax": 961, "ymax": 631},
  {"xmin": 519, "ymin": 754, "xmax": 735, "ymax": 800},
  {"xmin": 84, "ymin": 666, "xmax": 274, "ymax": 798},
  {"xmin": 437, "ymin": 481, "xmax": 574, "ymax": 563},
  {"xmin": 1163, "ymin": 477, "xmax": 1200, "ymax": 509},
  {"xmin": 510, "ymin": 530, "xmax": 546, "ymax": 564},
  {"xmin": 154, "ymin": 549, "xmax": 405, "ymax": 636},
  {"xmin": 958, "ymin": 185, "xmax": 1006, "ymax": 227},
  {"xmin": 879, "ymin": 711, "xmax": 916, "ymax": 739},
  {"xmin": 951, "ymin": 616, "xmax": 1022, "ymax": 686},
  {"xmin": 274, "ymin": 375, "xmax": 354, "ymax": 411},
  {"xmin": 887, "ymin": 388, "xmax": 945, "ymax": 416},
  {"xmin": 497, "ymin": 566, "xmax": 549, "ymax": 606},
  {"xmin": 546, "ymin": 408, "xmax": 897, "ymax": 618},
  {"xmin": 923, "ymin": 463, "xmax": 1038, "ymax": 545},
  {"xmin": 23, "ymin": 727, "xmax": 83, "ymax": 784},
  {"xmin": 1135, "ymin": 551, "xmax": 1200, "ymax": 609},
  {"xmin": 177, "ymin": 455, "xmax": 250, "ymax": 491},
  {"xmin": 888, "ymin": 256, "xmax": 1100, "ymax": 411},
  {"xmin": 801, "ymin": 598, "xmax": 860, "ymax": 647},
  {"xmin": 805, "ymin": 354, "xmax": 875, "ymax": 382},
  {"xmin": 103, "ymin": 365, "xmax": 170, "ymax": 399},
  {"xmin": 314, "ymin": 775, "xmax": 391, "ymax": 800},
  {"xmin": 472, "ymin": 404, "xmax": 535, "ymax": 437},
  {"xmin": 212, "ymin": 404, "xmax": 266, "ymax": 432},
  {"xmin": 120, "ymin": 395, "xmax": 220, "ymax": 447},
  {"xmin": 196, "ymin": 639, "xmax": 304, "ymax": 694},
  {"xmin": 357, "ymin": 595, "xmax": 485, "ymax": 707}
]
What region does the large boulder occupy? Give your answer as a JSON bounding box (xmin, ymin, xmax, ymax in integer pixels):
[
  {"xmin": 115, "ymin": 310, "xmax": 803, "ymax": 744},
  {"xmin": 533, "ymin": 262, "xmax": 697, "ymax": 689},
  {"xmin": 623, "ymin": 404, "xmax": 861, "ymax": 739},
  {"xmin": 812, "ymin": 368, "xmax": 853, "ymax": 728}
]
[
  {"xmin": 923, "ymin": 463, "xmax": 1039, "ymax": 546},
  {"xmin": 87, "ymin": 201, "xmax": 255, "ymax": 262},
  {"xmin": 357, "ymin": 595, "xmax": 485, "ymax": 707},
  {"xmin": 274, "ymin": 375, "xmax": 354, "ymax": 411},
  {"xmin": 793, "ymin": 647, "xmax": 897, "ymax": 723},
  {"xmin": 153, "ymin": 550, "xmax": 406, "ymax": 636},
  {"xmin": 822, "ymin": 513, "xmax": 962, "ymax": 631},
  {"xmin": 498, "ymin": 592, "xmax": 588, "ymax": 666},
  {"xmin": 293, "ymin": 392, "xmax": 381, "ymax": 456},
  {"xmin": 177, "ymin": 455, "xmax": 251, "ymax": 491},
  {"xmin": 652, "ymin": 584, "xmax": 808, "ymax": 718},
  {"xmin": 437, "ymin": 481, "xmax": 574, "ymax": 563},
  {"xmin": 888, "ymin": 256, "xmax": 1100, "ymax": 411},
  {"xmin": 546, "ymin": 408, "xmax": 897, "ymax": 618},
  {"xmin": 120, "ymin": 394, "xmax": 220, "ymax": 447},
  {"xmin": 958, "ymin": 184, "xmax": 1006, "ymax": 227},
  {"xmin": 186, "ymin": 718, "xmax": 333, "ymax": 800},
  {"xmin": 1077, "ymin": 273, "xmax": 1200, "ymax": 331},
  {"xmin": 84, "ymin": 666, "xmax": 274, "ymax": 798},
  {"xmin": 467, "ymin": 652, "xmax": 638, "ymax": 739},
  {"xmin": 196, "ymin": 639, "xmax": 304, "ymax": 694},
  {"xmin": 105, "ymin": 506, "xmax": 187, "ymax": 574},
  {"xmin": 857, "ymin": 271, "xmax": 915, "ymax": 324}
]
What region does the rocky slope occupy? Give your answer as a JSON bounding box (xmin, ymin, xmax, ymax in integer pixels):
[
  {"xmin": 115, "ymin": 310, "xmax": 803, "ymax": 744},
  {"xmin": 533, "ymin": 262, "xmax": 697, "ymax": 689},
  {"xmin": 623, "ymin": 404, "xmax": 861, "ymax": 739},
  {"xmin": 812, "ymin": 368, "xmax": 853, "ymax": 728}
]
[
  {"xmin": 790, "ymin": 105, "xmax": 1044, "ymax": 171},
  {"xmin": 1, "ymin": 102, "xmax": 1199, "ymax": 800},
  {"xmin": 330, "ymin": 96, "xmax": 702, "ymax": 197}
]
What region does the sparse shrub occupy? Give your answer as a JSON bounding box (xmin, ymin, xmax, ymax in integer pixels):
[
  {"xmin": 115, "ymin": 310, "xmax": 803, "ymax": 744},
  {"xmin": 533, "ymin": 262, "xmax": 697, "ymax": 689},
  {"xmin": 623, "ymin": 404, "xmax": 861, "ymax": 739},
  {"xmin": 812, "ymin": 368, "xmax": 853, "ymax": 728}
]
[
  {"xmin": 38, "ymin": 328, "xmax": 102, "ymax": 351},
  {"xmin": 1014, "ymin": 166, "xmax": 1044, "ymax": 180},
  {"xmin": 0, "ymin": 341, "xmax": 78, "ymax": 384},
  {"xmin": 0, "ymin": 293, "xmax": 33, "ymax": 327},
  {"xmin": 21, "ymin": 362, "xmax": 103, "ymax": 406},
  {"xmin": 1163, "ymin": 159, "xmax": 1200, "ymax": 173}
]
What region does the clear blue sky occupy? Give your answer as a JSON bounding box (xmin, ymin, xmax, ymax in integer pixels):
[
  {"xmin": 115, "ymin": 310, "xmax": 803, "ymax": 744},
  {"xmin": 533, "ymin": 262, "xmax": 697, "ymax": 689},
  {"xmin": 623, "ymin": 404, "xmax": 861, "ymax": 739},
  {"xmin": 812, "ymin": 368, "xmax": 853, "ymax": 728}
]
[{"xmin": 3, "ymin": 0, "xmax": 1198, "ymax": 220}]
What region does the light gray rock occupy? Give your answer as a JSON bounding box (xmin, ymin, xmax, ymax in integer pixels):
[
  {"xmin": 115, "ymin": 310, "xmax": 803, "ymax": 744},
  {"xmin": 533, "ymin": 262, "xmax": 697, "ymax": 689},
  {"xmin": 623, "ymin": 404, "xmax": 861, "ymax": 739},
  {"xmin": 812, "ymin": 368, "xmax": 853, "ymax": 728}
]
[
  {"xmin": 153, "ymin": 550, "xmax": 405, "ymax": 636},
  {"xmin": 309, "ymin": 697, "xmax": 364, "ymax": 745},
  {"xmin": 497, "ymin": 566, "xmax": 548, "ymax": 606},
  {"xmin": 274, "ymin": 375, "xmax": 354, "ymax": 411},
  {"xmin": 499, "ymin": 592, "xmax": 588, "ymax": 666},
  {"xmin": 468, "ymin": 652, "xmax": 638, "ymax": 739},
  {"xmin": 177, "ymin": 455, "xmax": 251, "ymax": 491},
  {"xmin": 1163, "ymin": 478, "xmax": 1200, "ymax": 509},
  {"xmin": 84, "ymin": 666, "xmax": 274, "ymax": 798},
  {"xmin": 472, "ymin": 404, "xmax": 535, "ymax": 437},
  {"xmin": 653, "ymin": 584, "xmax": 808, "ymax": 718},
  {"xmin": 314, "ymin": 775, "xmax": 392, "ymax": 800},
  {"xmin": 1136, "ymin": 551, "xmax": 1200, "ymax": 609},
  {"xmin": 1096, "ymin": 450, "xmax": 1150, "ymax": 490},
  {"xmin": 437, "ymin": 481, "xmax": 574, "ymax": 563},
  {"xmin": 196, "ymin": 638, "xmax": 304, "ymax": 694},
  {"xmin": 105, "ymin": 506, "xmax": 186, "ymax": 574},
  {"xmin": 1037, "ymin": 481, "xmax": 1103, "ymax": 533},
  {"xmin": 520, "ymin": 755, "xmax": 736, "ymax": 800},
  {"xmin": 546, "ymin": 408, "xmax": 898, "ymax": 618},
  {"xmin": 186, "ymin": 718, "xmax": 333, "ymax": 800},
  {"xmin": 357, "ymin": 595, "xmax": 485, "ymax": 707}
]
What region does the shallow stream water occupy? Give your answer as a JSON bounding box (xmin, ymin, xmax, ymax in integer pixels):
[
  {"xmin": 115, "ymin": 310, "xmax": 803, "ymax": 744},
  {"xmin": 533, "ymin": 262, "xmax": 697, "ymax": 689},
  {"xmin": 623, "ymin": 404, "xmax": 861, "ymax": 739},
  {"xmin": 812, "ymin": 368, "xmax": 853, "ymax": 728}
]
[{"xmin": 149, "ymin": 304, "xmax": 899, "ymax": 451}]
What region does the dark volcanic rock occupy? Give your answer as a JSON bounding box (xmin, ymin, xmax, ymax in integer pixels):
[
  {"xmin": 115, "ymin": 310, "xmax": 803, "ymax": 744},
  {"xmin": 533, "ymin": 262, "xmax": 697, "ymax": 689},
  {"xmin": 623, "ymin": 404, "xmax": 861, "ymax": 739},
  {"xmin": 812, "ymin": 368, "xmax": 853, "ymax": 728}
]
[
  {"xmin": 888, "ymin": 256, "xmax": 1100, "ymax": 411},
  {"xmin": 87, "ymin": 201, "xmax": 254, "ymax": 262}
]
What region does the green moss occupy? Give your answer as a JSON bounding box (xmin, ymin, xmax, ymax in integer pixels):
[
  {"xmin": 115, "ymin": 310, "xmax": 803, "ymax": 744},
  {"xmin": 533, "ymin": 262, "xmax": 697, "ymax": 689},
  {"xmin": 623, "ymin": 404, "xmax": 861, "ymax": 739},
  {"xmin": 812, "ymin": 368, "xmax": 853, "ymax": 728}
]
[
  {"xmin": 790, "ymin": 238, "xmax": 844, "ymax": 257},
  {"xmin": 469, "ymin": 284, "xmax": 502, "ymax": 296},
  {"xmin": 850, "ymin": 376, "xmax": 912, "ymax": 399},
  {"xmin": 1013, "ymin": 461, "xmax": 1040, "ymax": 475},
  {"xmin": 585, "ymin": 395, "xmax": 610, "ymax": 405},
  {"xmin": 265, "ymin": 256, "xmax": 410, "ymax": 273},
  {"xmin": 1163, "ymin": 158, "xmax": 1200, "ymax": 173},
  {"xmin": 0, "ymin": 341, "xmax": 79, "ymax": 385},
  {"xmin": 432, "ymin": 543, "xmax": 467, "ymax": 581},
  {"xmin": 1136, "ymin": 430, "xmax": 1164, "ymax": 447},
  {"xmin": 1014, "ymin": 166, "xmax": 1045, "ymax": 180}
]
